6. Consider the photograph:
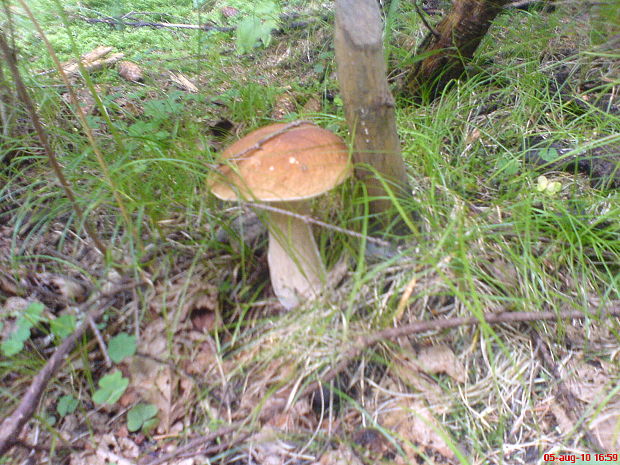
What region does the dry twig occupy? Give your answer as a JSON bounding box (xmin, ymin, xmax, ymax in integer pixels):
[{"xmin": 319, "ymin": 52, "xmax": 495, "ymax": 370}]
[
  {"xmin": 139, "ymin": 304, "xmax": 620, "ymax": 464},
  {"xmin": 0, "ymin": 280, "xmax": 139, "ymax": 456}
]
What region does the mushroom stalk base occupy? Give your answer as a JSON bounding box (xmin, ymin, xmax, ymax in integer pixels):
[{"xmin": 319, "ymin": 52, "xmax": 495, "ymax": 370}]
[{"xmin": 266, "ymin": 202, "xmax": 326, "ymax": 310}]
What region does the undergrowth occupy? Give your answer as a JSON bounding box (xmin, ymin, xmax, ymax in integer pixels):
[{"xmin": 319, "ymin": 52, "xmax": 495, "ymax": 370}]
[{"xmin": 1, "ymin": 0, "xmax": 619, "ymax": 463}]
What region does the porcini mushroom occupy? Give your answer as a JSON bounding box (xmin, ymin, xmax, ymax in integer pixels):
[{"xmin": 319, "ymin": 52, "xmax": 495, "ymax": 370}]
[{"xmin": 208, "ymin": 121, "xmax": 351, "ymax": 309}]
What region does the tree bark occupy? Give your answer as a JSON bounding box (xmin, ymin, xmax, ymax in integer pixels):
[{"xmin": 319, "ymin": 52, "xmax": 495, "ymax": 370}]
[
  {"xmin": 335, "ymin": 0, "xmax": 410, "ymax": 218},
  {"xmin": 404, "ymin": 0, "xmax": 511, "ymax": 99}
]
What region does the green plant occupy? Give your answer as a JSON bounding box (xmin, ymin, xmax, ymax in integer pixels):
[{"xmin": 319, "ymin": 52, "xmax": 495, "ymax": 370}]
[
  {"xmin": 92, "ymin": 371, "xmax": 129, "ymax": 405},
  {"xmin": 235, "ymin": 1, "xmax": 279, "ymax": 54},
  {"xmin": 56, "ymin": 395, "xmax": 79, "ymax": 416},
  {"xmin": 108, "ymin": 332, "xmax": 137, "ymax": 363},
  {"xmin": 1, "ymin": 302, "xmax": 45, "ymax": 356},
  {"xmin": 50, "ymin": 314, "xmax": 77, "ymax": 339},
  {"xmin": 127, "ymin": 403, "xmax": 158, "ymax": 433}
]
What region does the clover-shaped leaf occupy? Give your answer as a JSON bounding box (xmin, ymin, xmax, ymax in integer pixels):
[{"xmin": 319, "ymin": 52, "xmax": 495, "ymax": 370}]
[
  {"xmin": 127, "ymin": 403, "xmax": 159, "ymax": 433},
  {"xmin": 1, "ymin": 302, "xmax": 45, "ymax": 356},
  {"xmin": 536, "ymin": 175, "xmax": 562, "ymax": 195},
  {"xmin": 92, "ymin": 371, "xmax": 129, "ymax": 405},
  {"xmin": 51, "ymin": 314, "xmax": 76, "ymax": 340},
  {"xmin": 57, "ymin": 395, "xmax": 79, "ymax": 416},
  {"xmin": 108, "ymin": 332, "xmax": 137, "ymax": 363}
]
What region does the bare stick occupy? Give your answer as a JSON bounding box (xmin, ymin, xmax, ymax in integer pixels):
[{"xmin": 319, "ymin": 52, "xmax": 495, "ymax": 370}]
[
  {"xmin": 302, "ymin": 304, "xmax": 620, "ymax": 398},
  {"xmin": 414, "ymin": 1, "xmax": 440, "ymax": 37},
  {"xmin": 87, "ymin": 314, "xmax": 112, "ymax": 368},
  {"xmin": 0, "ymin": 281, "xmax": 138, "ymax": 456},
  {"xmin": 247, "ymin": 202, "xmax": 392, "ymax": 248},
  {"xmin": 140, "ymin": 425, "xmax": 242, "ymax": 465},
  {"xmin": 76, "ymin": 15, "xmax": 234, "ymax": 32},
  {"xmin": 141, "ymin": 304, "xmax": 620, "ymax": 464}
]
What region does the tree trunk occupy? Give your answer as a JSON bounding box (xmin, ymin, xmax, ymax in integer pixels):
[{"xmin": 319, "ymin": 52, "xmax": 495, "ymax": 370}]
[
  {"xmin": 404, "ymin": 0, "xmax": 511, "ymax": 99},
  {"xmin": 334, "ymin": 0, "xmax": 410, "ymax": 219}
]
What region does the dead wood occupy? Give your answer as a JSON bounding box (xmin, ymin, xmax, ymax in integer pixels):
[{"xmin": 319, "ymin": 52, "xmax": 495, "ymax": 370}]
[
  {"xmin": 0, "ymin": 280, "xmax": 139, "ymax": 457},
  {"xmin": 334, "ymin": 0, "xmax": 410, "ymax": 218},
  {"xmin": 316, "ymin": 304, "xmax": 620, "ymax": 398},
  {"xmin": 76, "ymin": 15, "xmax": 234, "ymax": 32},
  {"xmin": 404, "ymin": 0, "xmax": 511, "ymax": 99},
  {"xmin": 139, "ymin": 304, "xmax": 620, "ymax": 464}
]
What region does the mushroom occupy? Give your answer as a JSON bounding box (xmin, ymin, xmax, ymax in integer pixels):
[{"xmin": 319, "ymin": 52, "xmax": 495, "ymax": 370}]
[{"xmin": 208, "ymin": 121, "xmax": 351, "ymax": 309}]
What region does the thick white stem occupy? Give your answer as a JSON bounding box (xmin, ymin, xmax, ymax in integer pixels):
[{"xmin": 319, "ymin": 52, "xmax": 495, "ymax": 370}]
[{"xmin": 266, "ymin": 202, "xmax": 326, "ymax": 309}]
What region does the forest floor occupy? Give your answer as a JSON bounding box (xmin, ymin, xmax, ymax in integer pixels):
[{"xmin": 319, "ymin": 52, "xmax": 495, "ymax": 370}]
[{"xmin": 1, "ymin": 0, "xmax": 619, "ymax": 464}]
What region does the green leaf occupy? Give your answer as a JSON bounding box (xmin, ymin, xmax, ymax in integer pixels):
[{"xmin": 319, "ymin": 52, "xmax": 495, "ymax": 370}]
[
  {"xmin": 1, "ymin": 302, "xmax": 45, "ymax": 356},
  {"xmin": 93, "ymin": 371, "xmax": 129, "ymax": 405},
  {"xmin": 236, "ymin": 16, "xmax": 263, "ymax": 55},
  {"xmin": 1, "ymin": 324, "xmax": 29, "ymax": 356},
  {"xmin": 536, "ymin": 175, "xmax": 549, "ymax": 192},
  {"xmin": 538, "ymin": 147, "xmax": 559, "ymax": 162},
  {"xmin": 42, "ymin": 412, "xmax": 57, "ymax": 426},
  {"xmin": 536, "ymin": 175, "xmax": 562, "ymax": 196},
  {"xmin": 51, "ymin": 314, "xmax": 76, "ymax": 339},
  {"xmin": 57, "ymin": 395, "xmax": 79, "ymax": 416},
  {"xmin": 108, "ymin": 332, "xmax": 137, "ymax": 363},
  {"xmin": 127, "ymin": 403, "xmax": 159, "ymax": 433},
  {"xmin": 258, "ymin": 19, "xmax": 277, "ymax": 47}
]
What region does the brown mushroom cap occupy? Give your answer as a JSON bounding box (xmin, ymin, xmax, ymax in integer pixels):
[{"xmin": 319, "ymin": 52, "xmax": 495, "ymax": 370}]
[{"xmin": 208, "ymin": 122, "xmax": 351, "ymax": 202}]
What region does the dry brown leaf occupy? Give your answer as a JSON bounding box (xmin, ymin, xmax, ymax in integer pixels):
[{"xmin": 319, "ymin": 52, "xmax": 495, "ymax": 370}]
[
  {"xmin": 416, "ymin": 344, "xmax": 467, "ymax": 383},
  {"xmin": 61, "ymin": 87, "xmax": 99, "ymax": 116},
  {"xmin": 301, "ymin": 97, "xmax": 321, "ymax": 114},
  {"xmin": 250, "ymin": 425, "xmax": 296, "ymax": 465},
  {"xmin": 382, "ymin": 400, "xmax": 456, "ymax": 462},
  {"xmin": 169, "ymin": 72, "xmax": 198, "ymax": 93},
  {"xmin": 590, "ymin": 399, "xmax": 620, "ymax": 450},
  {"xmin": 37, "ymin": 272, "xmax": 88, "ymax": 303},
  {"xmin": 1, "ymin": 296, "xmax": 31, "ymax": 315},
  {"xmin": 549, "ymin": 399, "xmax": 574, "ymax": 434},
  {"xmin": 564, "ymin": 358, "xmax": 614, "ymax": 403},
  {"xmin": 271, "ymin": 92, "xmax": 297, "ymax": 120},
  {"xmin": 351, "ymin": 428, "xmax": 393, "ymax": 462},
  {"xmin": 118, "ymin": 61, "xmax": 144, "ymax": 82},
  {"xmin": 391, "ymin": 355, "xmax": 446, "ymax": 410},
  {"xmin": 221, "ymin": 6, "xmax": 240, "ymax": 18},
  {"xmin": 126, "ymin": 320, "xmax": 181, "ymax": 434},
  {"xmin": 391, "ymin": 343, "xmax": 464, "ymax": 413},
  {"xmin": 314, "ymin": 444, "xmax": 363, "ymax": 465},
  {"xmin": 70, "ymin": 433, "xmax": 138, "ymax": 465},
  {"xmin": 561, "ymin": 357, "xmax": 620, "ymax": 450}
]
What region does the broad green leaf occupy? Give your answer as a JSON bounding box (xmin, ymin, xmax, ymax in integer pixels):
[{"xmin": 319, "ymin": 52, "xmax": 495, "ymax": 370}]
[
  {"xmin": 51, "ymin": 314, "xmax": 76, "ymax": 339},
  {"xmin": 1, "ymin": 302, "xmax": 45, "ymax": 356},
  {"xmin": 127, "ymin": 403, "xmax": 159, "ymax": 432},
  {"xmin": 538, "ymin": 147, "xmax": 560, "ymax": 162},
  {"xmin": 236, "ymin": 16, "xmax": 262, "ymax": 55},
  {"xmin": 57, "ymin": 395, "xmax": 79, "ymax": 416},
  {"xmin": 93, "ymin": 371, "xmax": 129, "ymax": 405},
  {"xmin": 108, "ymin": 332, "xmax": 137, "ymax": 363}
]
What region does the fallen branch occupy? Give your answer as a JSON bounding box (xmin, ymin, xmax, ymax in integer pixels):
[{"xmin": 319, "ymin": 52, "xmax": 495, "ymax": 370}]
[
  {"xmin": 0, "ymin": 280, "xmax": 139, "ymax": 457},
  {"xmin": 76, "ymin": 15, "xmax": 234, "ymax": 32},
  {"xmin": 139, "ymin": 304, "xmax": 620, "ymax": 464},
  {"xmin": 316, "ymin": 305, "xmax": 620, "ymax": 392}
]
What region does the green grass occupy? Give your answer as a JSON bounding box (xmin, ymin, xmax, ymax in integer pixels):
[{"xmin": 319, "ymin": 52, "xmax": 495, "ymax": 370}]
[{"xmin": 1, "ymin": 0, "xmax": 619, "ymax": 463}]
